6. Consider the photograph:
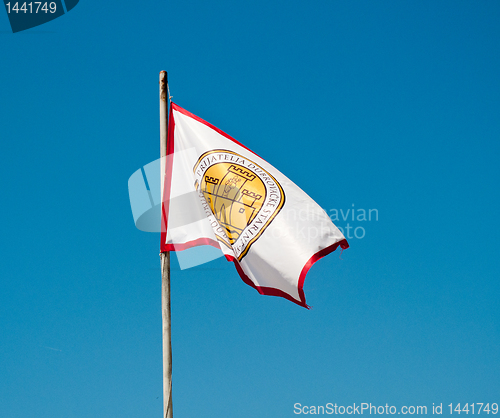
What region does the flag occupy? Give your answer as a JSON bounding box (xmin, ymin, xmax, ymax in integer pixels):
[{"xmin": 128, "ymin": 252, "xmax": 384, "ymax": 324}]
[{"xmin": 161, "ymin": 103, "xmax": 348, "ymax": 308}]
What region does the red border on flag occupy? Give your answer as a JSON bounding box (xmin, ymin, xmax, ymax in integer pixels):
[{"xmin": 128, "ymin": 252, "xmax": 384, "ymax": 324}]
[
  {"xmin": 160, "ymin": 102, "xmax": 349, "ymax": 308},
  {"xmin": 227, "ymin": 238, "xmax": 349, "ymax": 309}
]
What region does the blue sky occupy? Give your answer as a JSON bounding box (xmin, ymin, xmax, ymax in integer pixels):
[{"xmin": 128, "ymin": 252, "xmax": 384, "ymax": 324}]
[{"xmin": 1, "ymin": 1, "xmax": 499, "ymax": 417}]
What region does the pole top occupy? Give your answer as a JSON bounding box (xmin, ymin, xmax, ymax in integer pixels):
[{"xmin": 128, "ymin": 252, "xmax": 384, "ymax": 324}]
[{"xmin": 160, "ymin": 71, "xmax": 168, "ymax": 102}]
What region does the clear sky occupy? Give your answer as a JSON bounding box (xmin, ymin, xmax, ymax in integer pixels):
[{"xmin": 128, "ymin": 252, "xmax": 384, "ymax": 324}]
[{"xmin": 1, "ymin": 1, "xmax": 499, "ymax": 417}]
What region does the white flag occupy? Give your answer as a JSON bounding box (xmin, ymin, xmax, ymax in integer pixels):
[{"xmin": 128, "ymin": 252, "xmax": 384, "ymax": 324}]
[{"xmin": 161, "ymin": 103, "xmax": 348, "ymax": 308}]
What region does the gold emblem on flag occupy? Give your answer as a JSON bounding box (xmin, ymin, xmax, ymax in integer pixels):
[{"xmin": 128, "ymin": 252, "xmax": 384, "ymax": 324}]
[{"xmin": 193, "ymin": 150, "xmax": 285, "ymax": 260}]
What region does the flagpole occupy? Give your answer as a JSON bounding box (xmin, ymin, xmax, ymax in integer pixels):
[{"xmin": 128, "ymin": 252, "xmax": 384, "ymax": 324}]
[{"xmin": 159, "ymin": 70, "xmax": 173, "ymax": 418}]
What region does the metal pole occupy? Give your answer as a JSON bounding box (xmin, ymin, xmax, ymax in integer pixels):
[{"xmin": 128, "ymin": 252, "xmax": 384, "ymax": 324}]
[{"xmin": 159, "ymin": 70, "xmax": 173, "ymax": 418}]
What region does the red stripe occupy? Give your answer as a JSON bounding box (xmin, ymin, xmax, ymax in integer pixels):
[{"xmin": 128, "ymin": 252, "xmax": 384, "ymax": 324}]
[
  {"xmin": 296, "ymin": 238, "xmax": 349, "ymax": 307},
  {"xmin": 230, "ymin": 239, "xmax": 349, "ymax": 309},
  {"xmin": 164, "ymin": 238, "xmax": 221, "ymax": 252},
  {"xmin": 164, "ymin": 238, "xmax": 348, "ymax": 308},
  {"xmin": 160, "ymin": 104, "xmax": 176, "ymax": 253},
  {"xmin": 170, "ymin": 102, "xmax": 261, "ymax": 158}
]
